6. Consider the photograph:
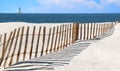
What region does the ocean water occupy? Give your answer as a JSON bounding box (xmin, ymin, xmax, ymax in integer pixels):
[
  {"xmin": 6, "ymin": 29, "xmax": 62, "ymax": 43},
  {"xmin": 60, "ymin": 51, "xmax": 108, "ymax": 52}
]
[{"xmin": 0, "ymin": 13, "xmax": 120, "ymax": 23}]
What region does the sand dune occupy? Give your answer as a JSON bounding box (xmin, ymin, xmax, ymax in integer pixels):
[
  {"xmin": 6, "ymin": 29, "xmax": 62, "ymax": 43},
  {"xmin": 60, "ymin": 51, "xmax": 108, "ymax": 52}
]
[
  {"xmin": 0, "ymin": 22, "xmax": 118, "ymax": 71},
  {"xmin": 54, "ymin": 23, "xmax": 120, "ymax": 71}
]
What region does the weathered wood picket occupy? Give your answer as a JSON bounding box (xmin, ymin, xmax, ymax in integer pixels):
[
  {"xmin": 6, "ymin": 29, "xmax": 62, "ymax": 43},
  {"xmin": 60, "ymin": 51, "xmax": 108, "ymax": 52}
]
[{"xmin": 0, "ymin": 22, "xmax": 116, "ymax": 68}]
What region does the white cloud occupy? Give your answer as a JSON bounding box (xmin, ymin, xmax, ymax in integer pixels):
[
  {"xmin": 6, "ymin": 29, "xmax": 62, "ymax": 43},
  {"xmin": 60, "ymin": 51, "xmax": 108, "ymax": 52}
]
[
  {"xmin": 38, "ymin": 0, "xmax": 100, "ymax": 9},
  {"xmin": 33, "ymin": 0, "xmax": 120, "ymax": 13},
  {"xmin": 107, "ymin": 0, "xmax": 120, "ymax": 6},
  {"xmin": 38, "ymin": 0, "xmax": 120, "ymax": 9}
]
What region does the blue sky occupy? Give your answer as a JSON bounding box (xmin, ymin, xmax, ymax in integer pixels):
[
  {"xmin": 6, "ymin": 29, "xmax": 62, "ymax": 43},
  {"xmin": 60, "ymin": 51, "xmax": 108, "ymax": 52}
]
[{"xmin": 0, "ymin": 0, "xmax": 120, "ymax": 13}]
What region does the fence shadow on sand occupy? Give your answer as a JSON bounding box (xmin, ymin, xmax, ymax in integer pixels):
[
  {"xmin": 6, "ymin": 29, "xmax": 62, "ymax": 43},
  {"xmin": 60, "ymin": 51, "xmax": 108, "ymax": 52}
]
[{"xmin": 0, "ymin": 22, "xmax": 117, "ymax": 70}]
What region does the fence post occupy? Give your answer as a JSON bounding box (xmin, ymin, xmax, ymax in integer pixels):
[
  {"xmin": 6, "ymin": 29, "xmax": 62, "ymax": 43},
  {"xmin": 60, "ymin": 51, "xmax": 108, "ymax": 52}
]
[
  {"xmin": 80, "ymin": 24, "xmax": 82, "ymax": 40},
  {"xmin": 41, "ymin": 27, "xmax": 46, "ymax": 56},
  {"xmin": 57, "ymin": 25, "xmax": 61, "ymax": 51},
  {"xmin": 46, "ymin": 28, "xmax": 51, "ymax": 54},
  {"xmin": 9, "ymin": 28, "xmax": 20, "ymax": 65},
  {"xmin": 66, "ymin": 24, "xmax": 69, "ymax": 47},
  {"xmin": 98, "ymin": 24, "xmax": 101, "ymax": 36},
  {"xmin": 0, "ymin": 35, "xmax": 2, "ymax": 43},
  {"xmin": 5, "ymin": 32, "xmax": 13, "ymax": 50},
  {"xmin": 96, "ymin": 24, "xmax": 98, "ymax": 37},
  {"xmin": 35, "ymin": 26, "xmax": 41, "ymax": 57},
  {"xmin": 0, "ymin": 33, "xmax": 6, "ymax": 66},
  {"xmin": 4, "ymin": 29, "xmax": 16, "ymax": 67},
  {"xmin": 72, "ymin": 23, "xmax": 79, "ymax": 42},
  {"xmin": 87, "ymin": 23, "xmax": 89, "ymax": 40},
  {"xmin": 90, "ymin": 23, "xmax": 92, "ymax": 39},
  {"xmin": 16, "ymin": 27, "xmax": 24, "ymax": 63},
  {"xmin": 93, "ymin": 23, "xmax": 95, "ymax": 38},
  {"xmin": 60, "ymin": 25, "xmax": 64, "ymax": 50},
  {"xmin": 23, "ymin": 27, "xmax": 29, "ymax": 60},
  {"xmin": 63, "ymin": 25, "xmax": 66, "ymax": 49},
  {"xmin": 101, "ymin": 24, "xmax": 103, "ymax": 35},
  {"xmin": 0, "ymin": 32, "xmax": 12, "ymax": 66},
  {"xmin": 54, "ymin": 26, "xmax": 59, "ymax": 52},
  {"xmin": 103, "ymin": 24, "xmax": 105, "ymax": 35},
  {"xmin": 83, "ymin": 23, "xmax": 86, "ymax": 40},
  {"xmin": 69, "ymin": 24, "xmax": 72, "ymax": 44},
  {"xmin": 50, "ymin": 27, "xmax": 55, "ymax": 53},
  {"xmin": 29, "ymin": 26, "xmax": 36, "ymax": 59}
]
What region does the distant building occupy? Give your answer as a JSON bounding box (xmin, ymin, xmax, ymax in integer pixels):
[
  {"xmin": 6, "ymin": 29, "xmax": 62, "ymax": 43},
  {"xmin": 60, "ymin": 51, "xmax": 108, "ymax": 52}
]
[{"xmin": 17, "ymin": 7, "xmax": 21, "ymax": 14}]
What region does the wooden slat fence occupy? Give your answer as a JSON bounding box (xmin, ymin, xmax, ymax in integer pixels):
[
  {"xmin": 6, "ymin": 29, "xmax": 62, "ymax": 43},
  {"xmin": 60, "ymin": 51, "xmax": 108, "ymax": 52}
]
[{"xmin": 0, "ymin": 22, "xmax": 116, "ymax": 68}]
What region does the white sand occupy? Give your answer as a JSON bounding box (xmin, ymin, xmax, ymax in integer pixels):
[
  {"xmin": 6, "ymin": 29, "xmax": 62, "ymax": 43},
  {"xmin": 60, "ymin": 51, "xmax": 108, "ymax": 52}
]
[
  {"xmin": 0, "ymin": 22, "xmax": 119, "ymax": 71},
  {"xmin": 0, "ymin": 22, "xmax": 70, "ymax": 68},
  {"xmin": 0, "ymin": 22, "xmax": 67, "ymax": 34},
  {"xmin": 52, "ymin": 23, "xmax": 120, "ymax": 71}
]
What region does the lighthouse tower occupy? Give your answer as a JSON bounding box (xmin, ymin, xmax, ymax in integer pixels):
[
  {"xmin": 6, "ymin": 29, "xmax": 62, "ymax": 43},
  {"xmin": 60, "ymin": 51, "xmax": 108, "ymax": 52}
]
[{"xmin": 18, "ymin": 7, "xmax": 21, "ymax": 14}]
